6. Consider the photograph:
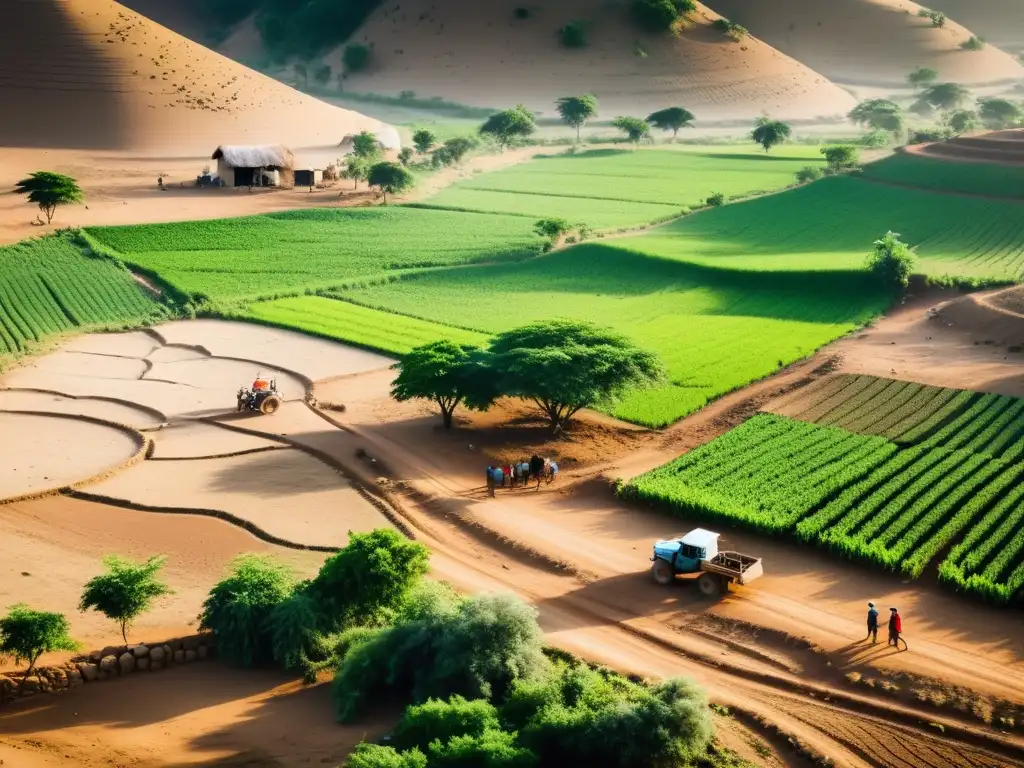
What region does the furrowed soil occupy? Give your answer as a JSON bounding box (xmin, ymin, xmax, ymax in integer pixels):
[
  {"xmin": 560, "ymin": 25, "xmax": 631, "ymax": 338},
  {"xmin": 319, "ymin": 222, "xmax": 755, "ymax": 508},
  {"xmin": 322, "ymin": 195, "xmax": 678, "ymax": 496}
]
[{"xmin": 2, "ymin": 298, "xmax": 1023, "ymax": 767}]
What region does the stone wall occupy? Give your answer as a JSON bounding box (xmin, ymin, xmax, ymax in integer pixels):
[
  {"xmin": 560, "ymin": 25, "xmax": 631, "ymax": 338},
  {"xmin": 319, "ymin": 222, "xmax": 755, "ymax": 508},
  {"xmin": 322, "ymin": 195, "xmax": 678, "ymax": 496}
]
[{"xmin": 0, "ymin": 633, "xmax": 214, "ymax": 705}]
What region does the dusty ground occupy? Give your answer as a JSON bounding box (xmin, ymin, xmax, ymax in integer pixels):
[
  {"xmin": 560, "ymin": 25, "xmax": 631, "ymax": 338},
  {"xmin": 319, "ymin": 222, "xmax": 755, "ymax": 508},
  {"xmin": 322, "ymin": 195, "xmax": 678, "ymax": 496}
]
[{"xmin": 2, "ymin": 292, "xmax": 1023, "ymax": 767}]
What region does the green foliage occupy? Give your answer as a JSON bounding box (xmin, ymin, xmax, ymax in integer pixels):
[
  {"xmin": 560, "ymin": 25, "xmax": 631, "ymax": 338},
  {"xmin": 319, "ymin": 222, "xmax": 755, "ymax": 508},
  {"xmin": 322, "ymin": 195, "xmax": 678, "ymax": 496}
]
[
  {"xmin": 487, "ymin": 320, "xmax": 665, "ymax": 430},
  {"xmin": 433, "ymin": 136, "xmax": 478, "ymax": 167},
  {"xmin": 867, "ymin": 231, "xmax": 916, "ymax": 291},
  {"xmin": 918, "ymin": 82, "xmax": 971, "ymax": 112},
  {"xmin": 751, "ymin": 118, "xmax": 792, "ymax": 152},
  {"xmin": 960, "ymin": 35, "xmax": 985, "ymax": 50},
  {"xmin": 0, "ymin": 604, "xmax": 79, "ymax": 673},
  {"xmin": 391, "ymin": 340, "xmax": 496, "ymax": 428},
  {"xmin": 344, "ymin": 43, "xmax": 372, "ymax": 72},
  {"xmin": 907, "ymin": 66, "xmax": 939, "ymax": 89},
  {"xmin": 631, "ymin": 0, "xmax": 693, "ymax": 32},
  {"xmin": 534, "ymin": 217, "xmax": 572, "ymax": 242},
  {"xmin": 199, "ymin": 554, "xmax": 295, "ymax": 667},
  {"xmin": 79, "ymin": 555, "xmax": 172, "ymax": 643},
  {"xmin": 368, "ymin": 161, "xmax": 415, "ymax": 203},
  {"xmin": 847, "ymin": 99, "xmax": 904, "ymax": 137},
  {"xmin": 251, "ymin": 1, "xmax": 380, "ymax": 60},
  {"xmin": 346, "ymin": 743, "xmax": 428, "ymax": 768},
  {"xmin": 398, "ymin": 147, "xmax": 415, "ymax": 167},
  {"xmin": 947, "ymin": 109, "xmax": 979, "ymax": 135},
  {"xmin": 705, "ymin": 192, "xmax": 726, "ymax": 206},
  {"xmin": 343, "ymin": 154, "xmax": 374, "ymax": 189},
  {"xmin": 820, "ymin": 145, "xmax": 860, "ymax": 173},
  {"xmin": 393, "ymin": 696, "xmax": 502, "ymax": 751},
  {"xmin": 978, "ymin": 98, "xmax": 1024, "ymax": 130},
  {"xmin": 795, "ymin": 165, "xmax": 825, "ymax": 183},
  {"xmin": 480, "ymin": 106, "xmax": 537, "ymax": 149},
  {"xmin": 612, "ymin": 116, "xmax": 651, "ymax": 145},
  {"xmin": 917, "ymin": 8, "xmax": 946, "ymax": 27},
  {"xmin": 428, "ymin": 728, "xmax": 538, "ymax": 767},
  {"xmin": 555, "ymin": 95, "xmax": 599, "ymax": 142},
  {"xmin": 861, "ymin": 152, "xmax": 1024, "ymax": 198},
  {"xmin": 646, "ymin": 106, "xmax": 695, "ymax": 139},
  {"xmin": 859, "ymin": 129, "xmax": 892, "ymax": 148},
  {"xmin": 712, "ymin": 18, "xmax": 747, "ymax": 40},
  {"xmin": 353, "ymin": 131, "xmax": 384, "ymax": 158},
  {"xmin": 412, "ymin": 129, "xmax": 438, "ymax": 154},
  {"xmin": 560, "ymin": 21, "xmax": 588, "ymax": 48},
  {"xmin": 266, "ymin": 590, "xmax": 323, "ymax": 673},
  {"xmin": 14, "ymin": 171, "xmax": 84, "ymax": 224}
]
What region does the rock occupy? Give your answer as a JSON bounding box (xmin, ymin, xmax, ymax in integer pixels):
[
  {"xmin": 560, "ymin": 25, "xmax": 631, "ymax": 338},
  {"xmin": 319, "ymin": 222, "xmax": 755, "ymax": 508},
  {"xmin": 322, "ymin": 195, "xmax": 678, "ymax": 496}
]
[
  {"xmin": 184, "ymin": 650, "xmax": 197, "ymax": 663},
  {"xmin": 150, "ymin": 661, "xmax": 163, "ymax": 672},
  {"xmin": 100, "ymin": 645, "xmax": 127, "ymax": 659},
  {"xmin": 89, "ymin": 650, "xmax": 104, "ymax": 663},
  {"xmin": 183, "ymin": 636, "xmax": 200, "ymax": 651},
  {"xmin": 136, "ymin": 658, "xmax": 150, "ymax": 671},
  {"xmin": 196, "ymin": 645, "xmax": 208, "ymax": 660},
  {"xmin": 119, "ymin": 652, "xmax": 136, "ymax": 673},
  {"xmin": 168, "ymin": 639, "xmax": 184, "ymax": 652},
  {"xmin": 21, "ymin": 676, "xmax": 42, "ymax": 692},
  {"xmin": 162, "ymin": 644, "xmax": 172, "ymax": 659},
  {"xmin": 50, "ymin": 670, "xmax": 68, "ymax": 688},
  {"xmin": 100, "ymin": 655, "xmax": 119, "ymax": 675},
  {"xmin": 77, "ymin": 662, "xmax": 99, "ymax": 682},
  {"xmin": 173, "ymin": 650, "xmax": 185, "ymax": 664},
  {"xmin": 150, "ymin": 646, "xmax": 166, "ymax": 663},
  {"xmin": 132, "ymin": 644, "xmax": 150, "ymax": 659},
  {"xmin": 68, "ymin": 670, "xmax": 84, "ymax": 687}
]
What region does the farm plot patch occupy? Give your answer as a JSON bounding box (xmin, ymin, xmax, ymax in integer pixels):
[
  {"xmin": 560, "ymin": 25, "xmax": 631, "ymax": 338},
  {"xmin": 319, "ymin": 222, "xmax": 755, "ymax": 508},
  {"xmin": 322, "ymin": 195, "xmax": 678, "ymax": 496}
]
[
  {"xmin": 624, "ymin": 411, "xmax": 1024, "ymax": 604},
  {"xmin": 861, "ymin": 153, "xmax": 1024, "ymax": 199},
  {"xmin": 337, "ymin": 245, "xmax": 887, "ymax": 426}
]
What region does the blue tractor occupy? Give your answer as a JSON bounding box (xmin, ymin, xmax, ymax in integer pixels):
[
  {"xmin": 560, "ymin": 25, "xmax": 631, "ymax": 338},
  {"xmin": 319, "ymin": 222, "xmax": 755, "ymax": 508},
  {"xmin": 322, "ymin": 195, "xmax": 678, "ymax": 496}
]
[{"xmin": 651, "ymin": 528, "xmax": 763, "ymax": 597}]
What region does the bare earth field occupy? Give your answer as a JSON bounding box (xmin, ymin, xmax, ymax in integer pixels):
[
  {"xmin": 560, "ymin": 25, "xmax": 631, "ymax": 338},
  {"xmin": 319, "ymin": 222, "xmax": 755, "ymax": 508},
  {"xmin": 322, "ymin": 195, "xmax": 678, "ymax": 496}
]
[{"xmin": 2, "ymin": 290, "xmax": 1023, "ymax": 767}]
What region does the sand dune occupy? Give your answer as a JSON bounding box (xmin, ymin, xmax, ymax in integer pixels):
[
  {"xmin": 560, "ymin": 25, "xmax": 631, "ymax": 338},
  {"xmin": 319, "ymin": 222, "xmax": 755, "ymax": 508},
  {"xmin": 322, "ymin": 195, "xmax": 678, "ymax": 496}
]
[
  {"xmin": 704, "ymin": 0, "xmax": 1024, "ymax": 87},
  {"xmin": 927, "ymin": 0, "xmax": 1024, "ymax": 53},
  {"xmin": 335, "ymin": 0, "xmax": 856, "ymax": 121},
  {"xmin": 1, "ymin": 0, "xmax": 381, "ymax": 152}
]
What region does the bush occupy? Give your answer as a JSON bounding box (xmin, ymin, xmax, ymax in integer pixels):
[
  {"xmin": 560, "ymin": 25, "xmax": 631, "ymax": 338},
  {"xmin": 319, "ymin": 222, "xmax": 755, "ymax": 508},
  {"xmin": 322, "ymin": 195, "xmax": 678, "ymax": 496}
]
[
  {"xmin": 560, "ymin": 21, "xmax": 587, "ymax": 48},
  {"xmin": 344, "ymin": 43, "xmax": 371, "ymax": 72},
  {"xmin": 0, "ymin": 604, "xmax": 79, "ymax": 674},
  {"xmin": 908, "ymin": 127, "xmax": 953, "ymax": 144},
  {"xmin": 867, "ymin": 231, "xmax": 917, "ymax": 292},
  {"xmin": 631, "ymin": 0, "xmax": 693, "ymax": 32},
  {"xmin": 398, "ymin": 147, "xmax": 415, "ymax": 166},
  {"xmin": 820, "ymin": 145, "xmax": 860, "ymax": 173},
  {"xmin": 960, "ymin": 35, "xmax": 985, "ymax": 50},
  {"xmin": 859, "ymin": 129, "xmax": 892, "ymax": 148},
  {"xmin": 534, "ymin": 218, "xmax": 571, "ymax": 241},
  {"xmin": 346, "ymin": 744, "xmax": 428, "ymax": 768},
  {"xmin": 705, "ymin": 192, "xmax": 725, "ymax": 206},
  {"xmin": 712, "ymin": 18, "xmax": 747, "ymax": 40},
  {"xmin": 428, "ymin": 728, "xmax": 538, "ymax": 768},
  {"xmin": 393, "ymin": 696, "xmax": 502, "ymax": 751},
  {"xmin": 795, "ymin": 166, "xmax": 824, "ymax": 184},
  {"xmin": 267, "ymin": 590, "xmax": 322, "ymax": 672}
]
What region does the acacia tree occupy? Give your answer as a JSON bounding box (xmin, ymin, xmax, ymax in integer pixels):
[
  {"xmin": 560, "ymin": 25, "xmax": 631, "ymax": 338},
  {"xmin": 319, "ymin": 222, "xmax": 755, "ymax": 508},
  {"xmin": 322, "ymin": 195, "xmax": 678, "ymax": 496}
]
[
  {"xmin": 752, "ymin": 118, "xmax": 792, "ymax": 152},
  {"xmin": 368, "ymin": 161, "xmax": 414, "ymax": 203},
  {"xmin": 556, "ymin": 95, "xmax": 599, "ymax": 142},
  {"xmin": 867, "ymin": 231, "xmax": 917, "ymax": 293},
  {"xmin": 433, "ymin": 136, "xmax": 477, "ymax": 167},
  {"xmin": 79, "ymin": 555, "xmax": 173, "ymax": 644},
  {"xmin": 480, "ymin": 105, "xmax": 537, "ymax": 149},
  {"xmin": 907, "ymin": 66, "xmax": 938, "ymax": 90},
  {"xmin": 612, "ymin": 116, "xmax": 651, "ymax": 146},
  {"xmin": 412, "ymin": 129, "xmax": 437, "ymax": 155},
  {"xmin": 390, "ymin": 340, "xmax": 496, "ymax": 429},
  {"xmin": 848, "ymin": 99, "xmax": 904, "ymax": 138},
  {"xmin": 918, "ymin": 82, "xmax": 971, "ymax": 113},
  {"xmin": 646, "ymin": 107, "xmax": 695, "ymax": 140},
  {"xmin": 0, "ymin": 604, "xmax": 79, "ymax": 676},
  {"xmin": 488, "ymin": 320, "xmax": 664, "ymax": 431},
  {"xmin": 978, "ymin": 98, "xmax": 1024, "ymax": 130},
  {"xmin": 15, "ymin": 172, "xmax": 83, "ymax": 224}
]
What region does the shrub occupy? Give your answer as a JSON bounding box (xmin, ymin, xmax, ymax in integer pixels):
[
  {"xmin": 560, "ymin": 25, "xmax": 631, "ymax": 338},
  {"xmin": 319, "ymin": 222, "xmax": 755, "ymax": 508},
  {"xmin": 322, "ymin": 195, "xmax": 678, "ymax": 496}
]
[
  {"xmin": 393, "ymin": 696, "xmax": 502, "ymax": 751},
  {"xmin": 0, "ymin": 604, "xmax": 79, "ymax": 674},
  {"xmin": 948, "ymin": 109, "xmax": 979, "ymax": 135},
  {"xmin": 907, "ymin": 66, "xmax": 938, "ymax": 90},
  {"xmin": 820, "ymin": 145, "xmax": 860, "ymax": 173},
  {"xmin": 344, "ymin": 43, "xmax": 371, "ymax": 72},
  {"xmin": 631, "ymin": 0, "xmax": 693, "ymax": 33},
  {"xmin": 612, "ymin": 116, "xmax": 651, "ymax": 145},
  {"xmin": 705, "ymin": 192, "xmax": 726, "ymax": 206},
  {"xmin": 795, "ymin": 166, "xmax": 824, "ymax": 184},
  {"xmin": 712, "ymin": 18, "xmax": 747, "ymax": 40},
  {"xmin": 412, "ymin": 129, "xmax": 437, "ymax": 154},
  {"xmin": 79, "ymin": 555, "xmax": 172, "ymax": 644},
  {"xmin": 480, "ymin": 105, "xmax": 537, "ymax": 149},
  {"xmin": 867, "ymin": 231, "xmax": 917, "ymax": 292},
  {"xmin": 347, "ymin": 744, "xmax": 428, "ymax": 768},
  {"xmin": 267, "ymin": 590, "xmax": 322, "ymax": 672},
  {"xmin": 534, "ymin": 218, "xmax": 572, "ymax": 241},
  {"xmin": 398, "ymin": 147, "xmax": 415, "ymax": 166},
  {"xmin": 859, "ymin": 129, "xmax": 892, "ymax": 148},
  {"xmin": 961, "ymin": 35, "xmax": 985, "ymax": 50},
  {"xmin": 560, "ymin": 21, "xmax": 587, "ymax": 48},
  {"xmin": 978, "ymin": 98, "xmax": 1024, "ymax": 130},
  {"xmin": 514, "ymin": 7, "xmax": 529, "ymax": 20},
  {"xmin": 428, "ymin": 728, "xmax": 538, "ymax": 768}
]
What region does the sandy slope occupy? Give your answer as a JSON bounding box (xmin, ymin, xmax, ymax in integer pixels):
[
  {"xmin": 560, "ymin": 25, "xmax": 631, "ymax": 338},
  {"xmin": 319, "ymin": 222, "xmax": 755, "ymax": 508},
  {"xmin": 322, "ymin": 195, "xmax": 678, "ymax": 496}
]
[
  {"xmin": 704, "ymin": 0, "xmax": 1024, "ymax": 87},
  {"xmin": 336, "ymin": 0, "xmax": 855, "ymax": 121},
  {"xmin": 928, "ymin": 0, "xmax": 1024, "ymax": 52}
]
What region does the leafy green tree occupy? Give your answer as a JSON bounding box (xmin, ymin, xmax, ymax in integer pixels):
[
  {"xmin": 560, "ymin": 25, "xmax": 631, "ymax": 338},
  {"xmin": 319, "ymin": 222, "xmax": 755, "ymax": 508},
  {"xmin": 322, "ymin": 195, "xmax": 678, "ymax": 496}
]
[
  {"xmin": 79, "ymin": 555, "xmax": 173, "ymax": 643},
  {"xmin": 919, "ymin": 82, "xmax": 971, "ymax": 112},
  {"xmin": 556, "ymin": 95, "xmax": 599, "ymax": 142},
  {"xmin": 488, "ymin": 320, "xmax": 664, "ymax": 431},
  {"xmin": 0, "ymin": 604, "xmax": 79, "ymax": 675},
  {"xmin": 352, "ymin": 130, "xmax": 383, "ymax": 158},
  {"xmin": 433, "ymin": 136, "xmax": 477, "ymax": 167},
  {"xmin": 480, "ymin": 105, "xmax": 537, "ymax": 149},
  {"xmin": 199, "ymin": 554, "xmax": 295, "ymax": 667},
  {"xmin": 948, "ymin": 109, "xmax": 979, "ymax": 135},
  {"xmin": 978, "ymin": 98, "xmax": 1024, "ymax": 129},
  {"xmin": 412, "ymin": 129, "xmax": 437, "ymax": 154},
  {"xmin": 346, "ymin": 744, "xmax": 428, "ymax": 768},
  {"xmin": 795, "ymin": 166, "xmax": 825, "ymax": 184},
  {"xmin": 646, "ymin": 107, "xmax": 695, "ymax": 140},
  {"xmin": 390, "ymin": 340, "xmax": 496, "ymax": 429},
  {"xmin": 343, "ymin": 154, "xmax": 373, "ymax": 189},
  {"xmin": 266, "ymin": 590, "xmax": 323, "ymax": 674},
  {"xmin": 848, "ymin": 99, "xmax": 904, "ymax": 137},
  {"xmin": 14, "ymin": 171, "xmax": 84, "ymax": 224},
  {"xmin": 612, "ymin": 116, "xmax": 651, "ymax": 146},
  {"xmin": 751, "ymin": 118, "xmax": 792, "ymax": 153},
  {"xmin": 398, "ymin": 147, "xmax": 415, "ymax": 166},
  {"xmin": 534, "ymin": 217, "xmax": 572, "ymax": 245},
  {"xmin": 631, "ymin": 0, "xmax": 694, "ymax": 32},
  {"xmin": 393, "ymin": 696, "xmax": 502, "ymax": 751},
  {"xmin": 712, "ymin": 18, "xmax": 747, "ymax": 40},
  {"xmin": 560, "ymin": 20, "xmax": 588, "ymax": 48},
  {"xmin": 368, "ymin": 161, "xmax": 414, "ymax": 203},
  {"xmin": 907, "ymin": 66, "xmax": 939, "ymax": 90},
  {"xmin": 344, "ymin": 43, "xmax": 371, "ymax": 72},
  {"xmin": 867, "ymin": 231, "xmax": 917, "ymax": 292},
  {"xmin": 820, "ymin": 145, "xmax": 860, "ymax": 173}
]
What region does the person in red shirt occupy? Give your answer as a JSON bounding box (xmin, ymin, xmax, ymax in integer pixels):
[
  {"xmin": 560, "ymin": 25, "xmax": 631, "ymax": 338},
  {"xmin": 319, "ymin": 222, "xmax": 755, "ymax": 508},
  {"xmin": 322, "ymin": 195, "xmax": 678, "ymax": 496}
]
[{"xmin": 888, "ymin": 607, "xmax": 903, "ymax": 648}]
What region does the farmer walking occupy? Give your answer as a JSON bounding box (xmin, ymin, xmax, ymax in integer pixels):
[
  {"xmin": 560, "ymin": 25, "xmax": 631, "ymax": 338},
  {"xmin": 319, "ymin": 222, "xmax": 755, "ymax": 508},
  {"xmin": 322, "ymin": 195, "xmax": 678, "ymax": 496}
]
[
  {"xmin": 865, "ymin": 602, "xmax": 879, "ymax": 643},
  {"xmin": 486, "ymin": 466, "xmax": 496, "ymax": 498},
  {"xmin": 530, "ymin": 455, "xmax": 544, "ymax": 489},
  {"xmin": 493, "ymin": 464, "xmax": 504, "ymax": 491},
  {"xmin": 547, "ymin": 459, "xmax": 558, "ymax": 484},
  {"xmin": 503, "ymin": 463, "xmax": 514, "ymax": 488},
  {"xmin": 888, "ymin": 607, "xmax": 904, "ymax": 649},
  {"xmin": 520, "ymin": 459, "xmax": 531, "ymax": 486}
]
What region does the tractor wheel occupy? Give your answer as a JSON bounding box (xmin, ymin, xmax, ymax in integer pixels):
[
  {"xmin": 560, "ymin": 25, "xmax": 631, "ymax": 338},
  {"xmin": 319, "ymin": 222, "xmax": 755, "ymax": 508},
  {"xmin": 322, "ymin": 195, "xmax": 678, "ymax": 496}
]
[
  {"xmin": 697, "ymin": 573, "xmax": 724, "ymax": 597},
  {"xmin": 259, "ymin": 395, "xmax": 282, "ymax": 415},
  {"xmin": 236, "ymin": 398, "xmax": 245, "ymax": 412},
  {"xmin": 651, "ymin": 559, "xmax": 675, "ymax": 586}
]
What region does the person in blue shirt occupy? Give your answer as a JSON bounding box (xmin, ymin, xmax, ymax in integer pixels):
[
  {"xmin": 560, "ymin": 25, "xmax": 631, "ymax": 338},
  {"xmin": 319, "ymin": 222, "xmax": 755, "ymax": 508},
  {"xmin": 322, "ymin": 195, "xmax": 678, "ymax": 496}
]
[
  {"xmin": 493, "ymin": 465, "xmax": 504, "ymax": 491},
  {"xmin": 486, "ymin": 466, "xmax": 495, "ymax": 497},
  {"xmin": 866, "ymin": 601, "xmax": 879, "ymax": 643}
]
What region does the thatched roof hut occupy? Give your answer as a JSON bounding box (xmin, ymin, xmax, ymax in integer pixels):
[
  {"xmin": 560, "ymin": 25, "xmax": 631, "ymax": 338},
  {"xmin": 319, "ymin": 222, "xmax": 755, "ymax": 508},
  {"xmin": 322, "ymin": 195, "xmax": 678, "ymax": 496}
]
[{"xmin": 212, "ymin": 144, "xmax": 294, "ymax": 170}]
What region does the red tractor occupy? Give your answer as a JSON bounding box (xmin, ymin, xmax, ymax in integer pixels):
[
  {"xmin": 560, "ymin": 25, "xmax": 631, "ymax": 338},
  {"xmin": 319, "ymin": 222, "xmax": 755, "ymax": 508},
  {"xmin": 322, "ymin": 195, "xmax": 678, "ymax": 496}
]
[{"xmin": 236, "ymin": 374, "xmax": 282, "ymax": 415}]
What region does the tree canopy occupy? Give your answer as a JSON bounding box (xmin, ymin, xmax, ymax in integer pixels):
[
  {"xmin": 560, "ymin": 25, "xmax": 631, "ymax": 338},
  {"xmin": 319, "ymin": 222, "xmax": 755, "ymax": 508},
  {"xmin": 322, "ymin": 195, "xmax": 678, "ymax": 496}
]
[
  {"xmin": 433, "ymin": 136, "xmax": 477, "ymax": 167},
  {"xmin": 751, "ymin": 118, "xmax": 792, "ymax": 152},
  {"xmin": 79, "ymin": 555, "xmax": 173, "ymax": 643},
  {"xmin": 907, "ymin": 66, "xmax": 938, "ymax": 90},
  {"xmin": 646, "ymin": 107, "xmax": 695, "ymax": 139},
  {"xmin": 480, "ymin": 105, "xmax": 537, "ymax": 149},
  {"xmin": 390, "ymin": 340, "xmax": 496, "ymax": 429},
  {"xmin": 368, "ymin": 161, "xmax": 414, "ymax": 203},
  {"xmin": 848, "ymin": 99, "xmax": 904, "ymax": 137},
  {"xmin": 820, "ymin": 145, "xmax": 860, "ymax": 173},
  {"xmin": 352, "ymin": 131, "xmax": 382, "ymax": 158},
  {"xmin": 978, "ymin": 98, "xmax": 1024, "ymax": 130},
  {"xmin": 917, "ymin": 82, "xmax": 971, "ymax": 112},
  {"xmin": 488, "ymin": 320, "xmax": 664, "ymax": 431},
  {"xmin": 343, "ymin": 43, "xmax": 371, "ymax": 72},
  {"xmin": 631, "ymin": 0, "xmax": 694, "ymax": 32},
  {"xmin": 0, "ymin": 604, "xmax": 79, "ymax": 674},
  {"xmin": 612, "ymin": 116, "xmax": 651, "ymax": 145},
  {"xmin": 14, "ymin": 171, "xmax": 83, "ymax": 224},
  {"xmin": 412, "ymin": 129, "xmax": 437, "ymax": 154},
  {"xmin": 948, "ymin": 109, "xmax": 979, "ymax": 135},
  {"xmin": 867, "ymin": 231, "xmax": 917, "ymax": 293},
  {"xmin": 556, "ymin": 95, "xmax": 599, "ymax": 142}
]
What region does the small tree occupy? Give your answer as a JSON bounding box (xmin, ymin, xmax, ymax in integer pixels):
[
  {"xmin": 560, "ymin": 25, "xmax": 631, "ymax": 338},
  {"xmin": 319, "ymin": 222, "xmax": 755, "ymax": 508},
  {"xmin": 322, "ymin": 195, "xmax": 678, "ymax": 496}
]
[
  {"xmin": 342, "ymin": 154, "xmax": 373, "ymax": 189},
  {"xmin": 480, "ymin": 105, "xmax": 537, "ymax": 149},
  {"xmin": 352, "ymin": 130, "xmax": 383, "ymax": 159},
  {"xmin": 535, "ymin": 217, "xmax": 572, "ymax": 248},
  {"xmin": 752, "ymin": 118, "xmax": 792, "ymax": 152},
  {"xmin": 820, "ymin": 145, "xmax": 860, "ymax": 173},
  {"xmin": 919, "ymin": 82, "xmax": 971, "ymax": 112},
  {"xmin": 556, "ymin": 95, "xmax": 599, "ymax": 142},
  {"xmin": 390, "ymin": 340, "xmax": 496, "ymax": 429},
  {"xmin": 368, "ymin": 161, "xmax": 414, "ymax": 203},
  {"xmin": 978, "ymin": 98, "xmax": 1024, "ymax": 130},
  {"xmin": 14, "ymin": 172, "xmax": 84, "ymax": 224},
  {"xmin": 907, "ymin": 66, "xmax": 939, "ymax": 90},
  {"xmin": 344, "ymin": 43, "xmax": 371, "ymax": 73},
  {"xmin": 795, "ymin": 166, "xmax": 825, "ymax": 184},
  {"xmin": 488, "ymin": 320, "xmax": 665, "ymax": 431},
  {"xmin": 948, "ymin": 109, "xmax": 979, "ymax": 135},
  {"xmin": 433, "ymin": 136, "xmax": 477, "ymax": 167},
  {"xmin": 560, "ymin": 20, "xmax": 588, "ymax": 48},
  {"xmin": 712, "ymin": 18, "xmax": 747, "ymax": 41},
  {"xmin": 412, "ymin": 129, "xmax": 437, "ymax": 155},
  {"xmin": 612, "ymin": 116, "xmax": 651, "ymax": 146},
  {"xmin": 848, "ymin": 99, "xmax": 904, "ymax": 138},
  {"xmin": 646, "ymin": 106, "xmax": 695, "ymax": 140},
  {"xmin": 867, "ymin": 232, "xmax": 917, "ymax": 293},
  {"xmin": 631, "ymin": 0, "xmax": 694, "ymax": 33},
  {"xmin": 79, "ymin": 555, "xmax": 173, "ymax": 644},
  {"xmin": 0, "ymin": 604, "xmax": 79, "ymax": 675},
  {"xmin": 398, "ymin": 147, "xmax": 415, "ymax": 166}
]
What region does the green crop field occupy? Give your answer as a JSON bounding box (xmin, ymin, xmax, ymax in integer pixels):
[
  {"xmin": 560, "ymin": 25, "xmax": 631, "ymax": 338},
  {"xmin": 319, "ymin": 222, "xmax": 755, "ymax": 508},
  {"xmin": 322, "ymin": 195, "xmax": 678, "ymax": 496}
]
[
  {"xmin": 87, "ymin": 207, "xmax": 543, "ymax": 302},
  {"xmin": 614, "ymin": 176, "xmax": 1024, "ymax": 281},
  {"xmin": 336, "ymin": 245, "xmax": 887, "ymax": 426},
  {"xmin": 0, "ymin": 233, "xmax": 164, "ymax": 362},
  {"xmin": 861, "ymin": 152, "xmax": 1024, "ymax": 199},
  {"xmin": 624, "ymin": 409, "xmax": 1024, "ymax": 604},
  {"xmin": 424, "ymin": 147, "xmax": 824, "ymax": 230}
]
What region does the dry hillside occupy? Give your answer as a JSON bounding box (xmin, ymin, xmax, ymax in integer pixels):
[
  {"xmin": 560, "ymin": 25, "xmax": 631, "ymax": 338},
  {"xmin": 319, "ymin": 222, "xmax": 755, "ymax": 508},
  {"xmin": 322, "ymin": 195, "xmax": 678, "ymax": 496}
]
[
  {"xmin": 0, "ymin": 0, "xmax": 380, "ymax": 152},
  {"xmin": 704, "ymin": 0, "xmax": 1024, "ymax": 87},
  {"xmin": 927, "ymin": 0, "xmax": 1024, "ymax": 54},
  {"xmin": 333, "ymin": 0, "xmax": 856, "ymax": 122}
]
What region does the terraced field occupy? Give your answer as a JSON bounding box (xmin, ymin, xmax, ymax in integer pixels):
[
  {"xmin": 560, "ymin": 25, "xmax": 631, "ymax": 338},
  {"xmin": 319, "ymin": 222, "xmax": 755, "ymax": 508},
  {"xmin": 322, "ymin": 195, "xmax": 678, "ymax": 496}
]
[
  {"xmin": 0, "ymin": 232, "xmax": 164, "ymax": 361},
  {"xmin": 861, "ymin": 152, "xmax": 1024, "ymax": 199},
  {"xmin": 626, "ymin": 378, "xmax": 1024, "ymax": 604}
]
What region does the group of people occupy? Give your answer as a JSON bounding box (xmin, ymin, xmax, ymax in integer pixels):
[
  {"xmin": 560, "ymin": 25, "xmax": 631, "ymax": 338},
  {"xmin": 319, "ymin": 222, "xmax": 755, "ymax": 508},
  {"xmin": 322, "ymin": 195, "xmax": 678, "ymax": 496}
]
[
  {"xmin": 866, "ymin": 602, "xmax": 905, "ymax": 649},
  {"xmin": 486, "ymin": 455, "xmax": 558, "ymax": 496}
]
